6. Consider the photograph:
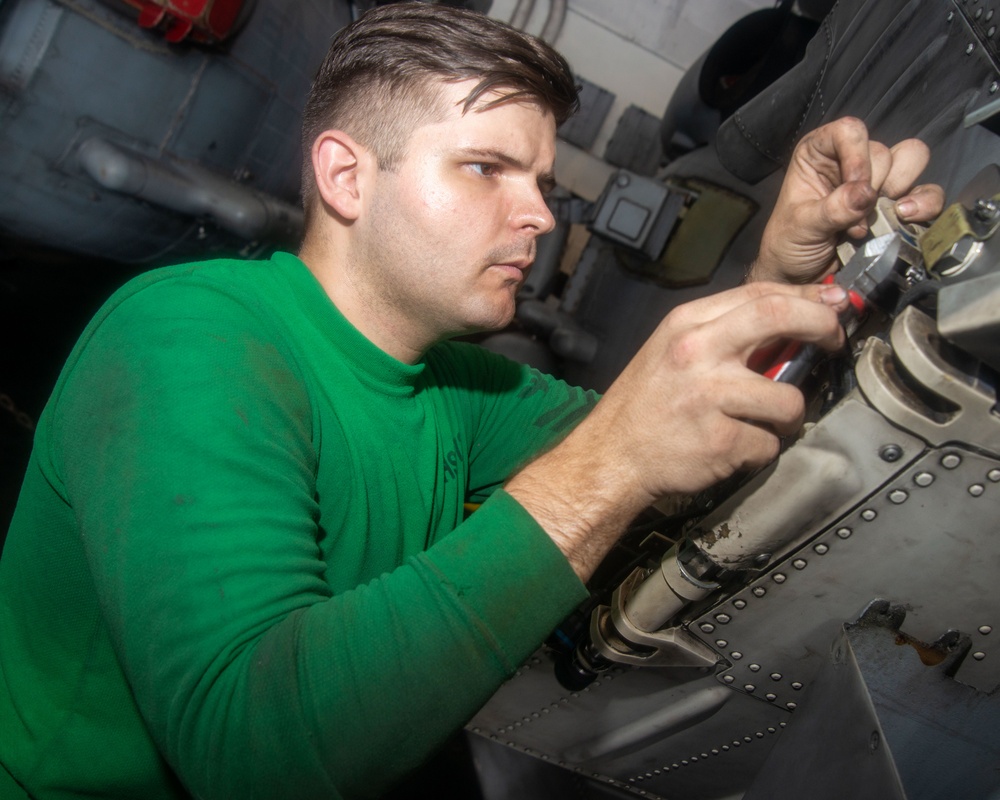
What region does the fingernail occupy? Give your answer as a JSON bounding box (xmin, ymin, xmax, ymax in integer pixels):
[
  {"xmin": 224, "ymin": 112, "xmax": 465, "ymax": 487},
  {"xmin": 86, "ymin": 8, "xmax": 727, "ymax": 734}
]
[
  {"xmin": 896, "ymin": 199, "xmax": 917, "ymax": 217},
  {"xmin": 820, "ymin": 285, "xmax": 847, "ymax": 304}
]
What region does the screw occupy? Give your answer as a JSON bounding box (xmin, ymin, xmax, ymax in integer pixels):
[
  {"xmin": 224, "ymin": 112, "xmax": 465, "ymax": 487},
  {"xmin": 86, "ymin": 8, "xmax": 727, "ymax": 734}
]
[
  {"xmin": 880, "ymin": 444, "xmax": 903, "ymax": 462},
  {"xmin": 975, "ymin": 198, "xmax": 1000, "ymax": 220}
]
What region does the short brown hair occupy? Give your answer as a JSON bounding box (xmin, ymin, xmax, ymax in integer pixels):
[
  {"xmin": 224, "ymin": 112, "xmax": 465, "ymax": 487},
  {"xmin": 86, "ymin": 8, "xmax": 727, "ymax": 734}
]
[{"xmin": 300, "ymin": 2, "xmax": 578, "ymax": 217}]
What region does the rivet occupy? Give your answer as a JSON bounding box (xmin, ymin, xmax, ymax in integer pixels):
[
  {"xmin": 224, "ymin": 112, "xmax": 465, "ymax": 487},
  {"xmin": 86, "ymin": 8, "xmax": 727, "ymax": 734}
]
[
  {"xmin": 700, "ymin": 753, "xmax": 708, "ymax": 759},
  {"xmin": 733, "ymin": 599, "xmax": 747, "ymax": 610},
  {"xmin": 716, "ymin": 613, "xmax": 731, "ymax": 624},
  {"xmin": 989, "ymin": 469, "xmax": 1000, "ymax": 482},
  {"xmin": 969, "ymin": 484, "xmax": 985, "ymax": 496},
  {"xmin": 793, "ymin": 559, "xmax": 807, "ymax": 570},
  {"xmin": 672, "ymin": 762, "xmax": 680, "ymax": 768},
  {"xmin": 992, "ymin": 25, "xmax": 998, "ymax": 36},
  {"xmin": 722, "ymin": 746, "xmax": 730, "ymax": 752},
  {"xmin": 977, "ymin": 7, "xmax": 984, "ymax": 17},
  {"xmin": 749, "ymin": 663, "xmax": 761, "ymax": 672},
  {"xmin": 681, "ymin": 759, "xmax": 689, "ymax": 765},
  {"xmin": 989, "ymin": 9, "xmax": 995, "ymax": 20},
  {"xmin": 753, "ymin": 587, "xmax": 767, "ymax": 597},
  {"xmin": 967, "ymin": 42, "xmax": 976, "ymax": 54},
  {"xmin": 979, "ymin": 626, "xmax": 993, "ymax": 635},
  {"xmin": 744, "ymin": 736, "xmax": 752, "ymax": 743},
  {"xmin": 992, "ymin": 81, "xmax": 1000, "ymax": 94},
  {"xmin": 766, "ymin": 693, "xmax": 777, "ymax": 701},
  {"xmin": 914, "ymin": 472, "xmax": 935, "ymax": 487},
  {"xmin": 724, "ymin": 675, "xmax": 735, "ymax": 683},
  {"xmin": 942, "ymin": 453, "xmax": 962, "ymax": 469},
  {"xmin": 773, "ymin": 573, "xmax": 787, "ymax": 583},
  {"xmin": 973, "ymin": 651, "xmax": 986, "ymax": 660},
  {"xmin": 701, "ymin": 623, "xmax": 716, "ymax": 633},
  {"xmin": 733, "ymin": 741, "xmax": 741, "ymax": 747},
  {"xmin": 756, "ymin": 732, "xmax": 765, "ymax": 738},
  {"xmin": 780, "ymin": 722, "xmax": 787, "ymax": 728},
  {"xmin": 836, "ymin": 527, "xmax": 853, "ymax": 539},
  {"xmin": 814, "ymin": 543, "xmax": 829, "ymax": 555},
  {"xmin": 770, "ymin": 672, "xmax": 782, "ymax": 681},
  {"xmin": 731, "ymin": 651, "xmax": 744, "ymax": 660},
  {"xmin": 791, "ymin": 682, "xmax": 803, "ymax": 690},
  {"xmin": 786, "ymin": 702, "xmax": 798, "ymax": 710},
  {"xmin": 889, "ymin": 489, "xmax": 909, "ymax": 504},
  {"xmin": 767, "ymin": 727, "xmax": 776, "ymax": 733},
  {"xmin": 716, "ymin": 639, "xmax": 728, "ymax": 648},
  {"xmin": 862, "ymin": 509, "xmax": 877, "ymax": 521},
  {"xmin": 948, "ymin": 9, "xmax": 956, "ymax": 20}
]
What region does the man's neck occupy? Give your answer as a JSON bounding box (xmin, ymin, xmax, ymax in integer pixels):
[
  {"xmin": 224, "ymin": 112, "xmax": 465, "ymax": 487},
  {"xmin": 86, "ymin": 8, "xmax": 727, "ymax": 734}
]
[{"xmin": 297, "ymin": 237, "xmax": 432, "ymax": 365}]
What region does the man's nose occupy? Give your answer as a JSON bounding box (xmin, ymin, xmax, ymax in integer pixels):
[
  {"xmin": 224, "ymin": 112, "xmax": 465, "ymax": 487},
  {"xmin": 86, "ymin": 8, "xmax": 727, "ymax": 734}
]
[{"xmin": 513, "ymin": 183, "xmax": 556, "ymax": 236}]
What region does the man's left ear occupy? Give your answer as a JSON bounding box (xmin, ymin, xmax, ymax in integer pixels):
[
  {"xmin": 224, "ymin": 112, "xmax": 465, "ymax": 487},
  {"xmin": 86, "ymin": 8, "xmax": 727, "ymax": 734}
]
[{"xmin": 311, "ymin": 130, "xmax": 373, "ymax": 221}]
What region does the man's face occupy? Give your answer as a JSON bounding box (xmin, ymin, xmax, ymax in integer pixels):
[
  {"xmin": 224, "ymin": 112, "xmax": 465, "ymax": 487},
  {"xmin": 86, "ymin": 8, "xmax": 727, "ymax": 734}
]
[{"xmin": 349, "ymin": 80, "xmax": 557, "ymax": 351}]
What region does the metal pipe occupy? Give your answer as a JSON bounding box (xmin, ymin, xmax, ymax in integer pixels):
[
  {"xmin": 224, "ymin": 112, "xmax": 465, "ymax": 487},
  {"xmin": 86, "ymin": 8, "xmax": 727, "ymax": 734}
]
[
  {"xmin": 509, "ymin": 0, "xmax": 535, "ymax": 30},
  {"xmin": 78, "ymin": 136, "xmax": 303, "ymax": 243},
  {"xmin": 539, "ymin": 0, "xmax": 566, "ymax": 43}
]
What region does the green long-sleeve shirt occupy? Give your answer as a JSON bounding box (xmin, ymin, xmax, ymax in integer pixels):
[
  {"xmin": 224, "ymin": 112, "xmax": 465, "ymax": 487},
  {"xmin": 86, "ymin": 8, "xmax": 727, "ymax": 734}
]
[{"xmin": 0, "ymin": 252, "xmax": 595, "ymax": 799}]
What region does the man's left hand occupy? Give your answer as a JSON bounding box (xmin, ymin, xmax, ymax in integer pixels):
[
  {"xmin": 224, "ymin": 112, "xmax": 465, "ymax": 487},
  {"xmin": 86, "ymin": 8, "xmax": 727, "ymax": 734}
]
[{"xmin": 749, "ymin": 117, "xmax": 945, "ymax": 284}]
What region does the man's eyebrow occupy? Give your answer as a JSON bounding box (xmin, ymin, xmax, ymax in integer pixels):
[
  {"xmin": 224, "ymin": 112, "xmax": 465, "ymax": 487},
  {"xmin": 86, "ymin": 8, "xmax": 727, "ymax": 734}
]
[{"xmin": 458, "ymin": 147, "xmax": 557, "ymax": 191}]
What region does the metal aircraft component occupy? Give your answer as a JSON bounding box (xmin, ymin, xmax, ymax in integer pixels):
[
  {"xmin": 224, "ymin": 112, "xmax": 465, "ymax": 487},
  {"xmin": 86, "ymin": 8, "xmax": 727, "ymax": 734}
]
[
  {"xmin": 687, "ymin": 394, "xmax": 926, "ymax": 572},
  {"xmin": 856, "ymin": 306, "xmax": 1000, "ymax": 455},
  {"xmin": 742, "ymin": 601, "xmax": 1000, "ymax": 800}
]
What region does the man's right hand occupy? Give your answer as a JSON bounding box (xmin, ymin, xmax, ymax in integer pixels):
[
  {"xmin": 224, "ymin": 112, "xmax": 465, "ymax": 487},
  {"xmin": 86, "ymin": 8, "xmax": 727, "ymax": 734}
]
[{"xmin": 505, "ymin": 280, "xmax": 849, "ymax": 582}]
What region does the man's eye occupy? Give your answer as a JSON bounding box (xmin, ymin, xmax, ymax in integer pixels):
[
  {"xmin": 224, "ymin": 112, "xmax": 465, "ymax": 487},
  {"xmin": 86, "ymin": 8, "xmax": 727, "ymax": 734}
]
[{"xmin": 470, "ymin": 163, "xmax": 500, "ymax": 178}]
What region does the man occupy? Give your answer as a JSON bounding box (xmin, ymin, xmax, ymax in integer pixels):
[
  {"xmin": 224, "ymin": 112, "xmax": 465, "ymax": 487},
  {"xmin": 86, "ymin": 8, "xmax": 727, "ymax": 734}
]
[{"xmin": 0, "ymin": 4, "xmax": 942, "ymax": 799}]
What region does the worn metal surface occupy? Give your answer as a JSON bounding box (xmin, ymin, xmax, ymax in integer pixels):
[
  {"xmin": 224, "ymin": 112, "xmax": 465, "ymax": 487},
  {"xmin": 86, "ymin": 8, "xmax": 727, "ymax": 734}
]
[
  {"xmin": 743, "ymin": 605, "xmax": 1000, "ymax": 800},
  {"xmin": 471, "ymin": 442, "xmax": 1000, "ymax": 798}
]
